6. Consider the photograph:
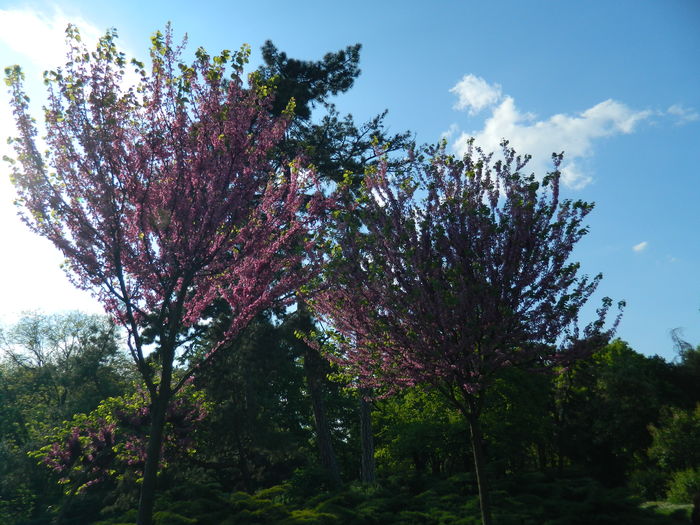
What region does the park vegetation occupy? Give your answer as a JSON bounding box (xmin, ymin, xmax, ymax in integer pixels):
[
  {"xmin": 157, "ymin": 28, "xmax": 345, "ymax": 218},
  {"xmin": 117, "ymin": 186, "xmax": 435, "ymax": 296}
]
[{"xmin": 1, "ymin": 25, "xmax": 699, "ymax": 525}]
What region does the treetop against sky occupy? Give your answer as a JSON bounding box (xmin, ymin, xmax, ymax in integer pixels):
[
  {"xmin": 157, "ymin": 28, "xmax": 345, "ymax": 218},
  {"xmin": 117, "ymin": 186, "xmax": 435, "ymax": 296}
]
[{"xmin": 0, "ymin": 0, "xmax": 698, "ymax": 359}]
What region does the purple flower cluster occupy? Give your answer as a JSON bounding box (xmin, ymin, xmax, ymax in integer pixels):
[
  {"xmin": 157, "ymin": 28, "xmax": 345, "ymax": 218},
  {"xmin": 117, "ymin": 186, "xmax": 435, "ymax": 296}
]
[{"xmin": 37, "ymin": 386, "xmax": 208, "ymax": 492}]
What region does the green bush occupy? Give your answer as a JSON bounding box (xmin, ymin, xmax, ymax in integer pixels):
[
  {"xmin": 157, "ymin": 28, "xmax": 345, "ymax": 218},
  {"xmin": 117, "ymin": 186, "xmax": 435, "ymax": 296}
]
[
  {"xmin": 629, "ymin": 467, "xmax": 668, "ymax": 500},
  {"xmin": 649, "ymin": 405, "xmax": 700, "ymax": 472},
  {"xmin": 58, "ymin": 471, "xmax": 700, "ymax": 524},
  {"xmin": 666, "ymin": 469, "xmax": 700, "ymax": 504},
  {"xmin": 153, "ymin": 510, "xmax": 197, "ymax": 524},
  {"xmin": 283, "ymin": 508, "xmax": 339, "ymax": 524}
]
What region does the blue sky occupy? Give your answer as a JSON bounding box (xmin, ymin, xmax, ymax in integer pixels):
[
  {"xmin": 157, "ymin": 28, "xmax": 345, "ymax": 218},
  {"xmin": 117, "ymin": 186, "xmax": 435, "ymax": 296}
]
[{"xmin": 0, "ymin": 0, "xmax": 698, "ymax": 360}]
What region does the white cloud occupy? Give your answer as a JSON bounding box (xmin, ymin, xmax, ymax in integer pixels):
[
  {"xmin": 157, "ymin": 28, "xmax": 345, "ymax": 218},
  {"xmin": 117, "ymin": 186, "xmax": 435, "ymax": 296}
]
[
  {"xmin": 0, "ymin": 7, "xmax": 103, "ymax": 71},
  {"xmin": 559, "ymin": 161, "xmax": 593, "ymax": 191},
  {"xmin": 440, "ymin": 122, "xmax": 460, "ymax": 142},
  {"xmin": 450, "ymin": 74, "xmax": 502, "ymax": 115},
  {"xmin": 666, "ymin": 104, "xmax": 700, "ymax": 124},
  {"xmin": 0, "ymin": 7, "xmax": 139, "ymax": 101},
  {"xmin": 447, "ymin": 76, "xmax": 654, "ymax": 189},
  {"xmin": 0, "ymin": 7, "xmax": 111, "ymax": 157},
  {"xmin": 633, "ymin": 241, "xmax": 648, "ymax": 252},
  {"xmin": 0, "ymin": 7, "xmax": 107, "ymax": 320}
]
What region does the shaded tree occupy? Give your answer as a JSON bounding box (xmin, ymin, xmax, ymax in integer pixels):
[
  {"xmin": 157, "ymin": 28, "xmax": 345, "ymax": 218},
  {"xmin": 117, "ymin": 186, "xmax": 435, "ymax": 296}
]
[
  {"xmin": 5, "ymin": 25, "xmax": 327, "ymax": 525},
  {"xmin": 372, "ymin": 386, "xmax": 466, "ymax": 477},
  {"xmin": 671, "ymin": 330, "xmax": 700, "ymax": 407},
  {"xmin": 481, "ymin": 366, "xmax": 555, "ymax": 474},
  {"xmin": 256, "ymin": 40, "xmax": 412, "ymax": 485},
  {"xmin": 311, "ymin": 140, "xmax": 621, "ymax": 525},
  {"xmin": 258, "ymin": 40, "xmax": 360, "ymax": 121},
  {"xmin": 258, "ymin": 40, "xmax": 412, "ymax": 187},
  {"xmin": 555, "ymin": 339, "xmax": 676, "ymax": 484},
  {"xmin": 191, "ymin": 310, "xmax": 315, "ymax": 492},
  {"xmin": 648, "ymin": 404, "xmax": 700, "ymax": 474},
  {"xmin": 646, "ymin": 404, "xmax": 700, "ymax": 507}
]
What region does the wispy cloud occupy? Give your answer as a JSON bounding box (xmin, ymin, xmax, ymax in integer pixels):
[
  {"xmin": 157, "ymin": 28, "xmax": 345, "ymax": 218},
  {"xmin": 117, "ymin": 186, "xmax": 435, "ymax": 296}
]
[
  {"xmin": 447, "ymin": 76, "xmax": 658, "ymax": 190},
  {"xmin": 666, "ymin": 104, "xmax": 700, "ymax": 125},
  {"xmin": 633, "ymin": 241, "xmax": 649, "ymax": 253}
]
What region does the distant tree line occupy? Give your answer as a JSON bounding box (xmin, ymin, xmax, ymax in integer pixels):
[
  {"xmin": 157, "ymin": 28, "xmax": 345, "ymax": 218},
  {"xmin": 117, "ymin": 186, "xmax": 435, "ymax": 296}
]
[{"xmin": 2, "ymin": 311, "xmax": 700, "ymax": 524}]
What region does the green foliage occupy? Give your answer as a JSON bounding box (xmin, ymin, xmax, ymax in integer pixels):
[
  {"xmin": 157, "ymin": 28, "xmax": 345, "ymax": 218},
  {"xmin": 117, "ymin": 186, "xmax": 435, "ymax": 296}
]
[
  {"xmin": 629, "ymin": 466, "xmax": 669, "ymax": 501},
  {"xmin": 373, "ymin": 387, "xmax": 465, "ymax": 476},
  {"xmin": 153, "ymin": 510, "xmax": 197, "ymax": 524},
  {"xmin": 481, "ymin": 367, "xmax": 555, "ymax": 474},
  {"xmin": 640, "ymin": 501, "xmax": 693, "ymax": 521},
  {"xmin": 372, "ymin": 369, "xmax": 553, "ymax": 479},
  {"xmin": 2, "ymin": 312, "xmax": 696, "ymax": 523},
  {"xmin": 192, "ymin": 310, "xmax": 317, "ymax": 491},
  {"xmin": 89, "ymin": 473, "xmax": 678, "ymax": 524},
  {"xmin": 665, "ymin": 469, "xmax": 700, "ymax": 504},
  {"xmin": 639, "ymin": 403, "xmax": 700, "ymax": 505},
  {"xmin": 648, "ymin": 404, "xmax": 700, "ymax": 472},
  {"xmin": 556, "ymin": 340, "xmax": 676, "ymax": 483},
  {"xmin": 29, "ymin": 384, "xmax": 209, "ymax": 499},
  {"xmin": 0, "ymin": 312, "xmax": 132, "ymax": 525}
]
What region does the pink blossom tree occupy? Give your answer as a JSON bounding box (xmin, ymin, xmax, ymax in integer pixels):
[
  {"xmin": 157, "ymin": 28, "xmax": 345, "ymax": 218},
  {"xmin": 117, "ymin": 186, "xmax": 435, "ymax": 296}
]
[
  {"xmin": 5, "ymin": 26, "xmax": 327, "ymax": 525},
  {"xmin": 311, "ymin": 141, "xmax": 622, "ymax": 525},
  {"xmin": 34, "ymin": 385, "xmax": 208, "ymax": 496}
]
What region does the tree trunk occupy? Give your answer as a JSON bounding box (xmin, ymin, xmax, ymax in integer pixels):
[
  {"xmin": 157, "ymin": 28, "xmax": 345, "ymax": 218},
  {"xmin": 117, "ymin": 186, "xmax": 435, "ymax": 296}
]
[
  {"xmin": 52, "ymin": 482, "xmax": 80, "ymax": 524},
  {"xmin": 359, "ymin": 388, "xmax": 376, "ymax": 483},
  {"xmin": 233, "ymin": 425, "xmax": 254, "ymax": 492},
  {"xmin": 303, "ymin": 345, "xmax": 341, "ymax": 486},
  {"xmin": 465, "ymin": 402, "xmax": 493, "ymax": 525},
  {"xmin": 137, "ymin": 389, "xmax": 170, "ymax": 525},
  {"xmin": 537, "ymin": 442, "xmax": 547, "ymax": 471}
]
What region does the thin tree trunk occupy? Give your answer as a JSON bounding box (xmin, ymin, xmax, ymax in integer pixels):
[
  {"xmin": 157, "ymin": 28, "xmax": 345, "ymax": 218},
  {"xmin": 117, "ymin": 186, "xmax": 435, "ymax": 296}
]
[
  {"xmin": 52, "ymin": 481, "xmax": 81, "ymax": 524},
  {"xmin": 537, "ymin": 442, "xmax": 547, "ymax": 471},
  {"xmin": 233, "ymin": 425, "xmax": 254, "ymax": 492},
  {"xmin": 136, "ymin": 390, "xmax": 169, "ymax": 525},
  {"xmin": 303, "ymin": 344, "xmax": 341, "ymax": 486},
  {"xmin": 137, "ymin": 338, "xmax": 175, "ymax": 525},
  {"xmin": 465, "ymin": 401, "xmax": 493, "ymax": 525},
  {"xmin": 359, "ymin": 388, "xmax": 376, "ymax": 484}
]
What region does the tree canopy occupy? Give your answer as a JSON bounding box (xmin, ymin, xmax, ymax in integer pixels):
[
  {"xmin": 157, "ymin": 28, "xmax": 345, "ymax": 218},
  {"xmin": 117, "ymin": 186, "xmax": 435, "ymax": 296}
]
[
  {"xmin": 5, "ymin": 25, "xmax": 329, "ymax": 525},
  {"xmin": 311, "ymin": 140, "xmax": 622, "ymax": 525}
]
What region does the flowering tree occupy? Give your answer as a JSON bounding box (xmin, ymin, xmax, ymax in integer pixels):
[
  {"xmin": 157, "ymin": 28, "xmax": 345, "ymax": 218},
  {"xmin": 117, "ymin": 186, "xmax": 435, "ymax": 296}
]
[
  {"xmin": 5, "ymin": 26, "xmax": 326, "ymax": 525},
  {"xmin": 311, "ymin": 141, "xmax": 621, "ymax": 525},
  {"xmin": 33, "ymin": 385, "xmax": 208, "ymax": 495}
]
